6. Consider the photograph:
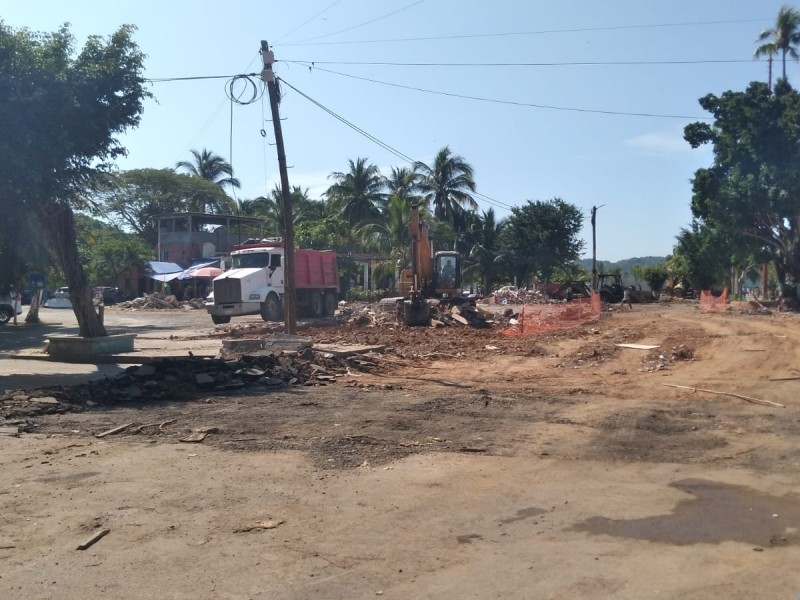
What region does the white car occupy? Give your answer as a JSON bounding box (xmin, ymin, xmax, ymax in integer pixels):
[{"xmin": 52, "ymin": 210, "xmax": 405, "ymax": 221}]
[
  {"xmin": 44, "ymin": 287, "xmax": 73, "ymax": 309},
  {"xmin": 0, "ymin": 293, "xmax": 23, "ymax": 325}
]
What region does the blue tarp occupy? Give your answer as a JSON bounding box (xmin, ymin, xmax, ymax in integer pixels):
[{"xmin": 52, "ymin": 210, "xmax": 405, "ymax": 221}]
[{"xmin": 145, "ymin": 261, "xmax": 184, "ymax": 282}]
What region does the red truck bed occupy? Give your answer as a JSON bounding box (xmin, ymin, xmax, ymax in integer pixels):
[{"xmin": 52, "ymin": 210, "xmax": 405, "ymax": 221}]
[{"xmin": 294, "ymin": 249, "xmax": 339, "ymax": 291}]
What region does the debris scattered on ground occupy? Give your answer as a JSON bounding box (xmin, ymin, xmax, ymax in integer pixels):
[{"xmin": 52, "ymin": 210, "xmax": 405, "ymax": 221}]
[
  {"xmin": 233, "ymin": 519, "xmax": 285, "ymax": 533},
  {"xmin": 0, "ymin": 350, "xmax": 380, "ymax": 421},
  {"xmin": 76, "ymin": 528, "xmax": 110, "ymax": 551},
  {"xmin": 117, "ymin": 293, "xmax": 206, "ymax": 311},
  {"xmin": 95, "ymin": 423, "xmax": 134, "ymax": 438},
  {"xmin": 663, "ymin": 383, "xmax": 784, "ymax": 408}
]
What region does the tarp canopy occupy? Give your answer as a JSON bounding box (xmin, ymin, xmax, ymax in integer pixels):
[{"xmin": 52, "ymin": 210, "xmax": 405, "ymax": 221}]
[
  {"xmin": 176, "ymin": 260, "xmax": 220, "ymax": 280},
  {"xmin": 145, "ymin": 261, "xmax": 183, "ymax": 282}
]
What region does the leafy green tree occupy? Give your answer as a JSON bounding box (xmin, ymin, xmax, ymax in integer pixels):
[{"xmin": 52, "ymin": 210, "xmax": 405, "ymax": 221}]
[
  {"xmin": 465, "ymin": 209, "xmax": 505, "ymax": 294},
  {"xmin": 499, "ymin": 198, "xmax": 585, "ymax": 284},
  {"xmin": 0, "ymin": 22, "xmax": 149, "ymax": 337},
  {"xmin": 415, "ymin": 146, "xmax": 478, "ymax": 228},
  {"xmin": 176, "ymin": 148, "xmax": 241, "ymax": 193},
  {"xmin": 325, "ymin": 158, "xmax": 385, "ymax": 225},
  {"xmin": 98, "ymin": 169, "xmax": 235, "ymax": 247},
  {"xmin": 684, "ymin": 80, "xmax": 800, "ymax": 298},
  {"xmin": 633, "ymin": 264, "xmax": 668, "ymax": 293},
  {"xmin": 75, "ymin": 215, "xmax": 152, "ymax": 287},
  {"xmin": 756, "ymin": 5, "xmax": 800, "ymax": 81}
]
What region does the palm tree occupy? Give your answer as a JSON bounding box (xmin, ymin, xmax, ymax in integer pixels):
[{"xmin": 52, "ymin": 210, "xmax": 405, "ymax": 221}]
[
  {"xmin": 325, "ymin": 158, "xmax": 385, "ymax": 225},
  {"xmin": 754, "ymin": 41, "xmax": 778, "ymax": 89},
  {"xmin": 466, "ymin": 209, "xmax": 505, "ymax": 294},
  {"xmin": 414, "ymin": 146, "xmax": 478, "ymax": 228},
  {"xmin": 176, "ymin": 148, "xmax": 241, "ymax": 192},
  {"xmin": 756, "ymin": 5, "xmax": 800, "ymax": 81},
  {"xmin": 384, "ymin": 166, "xmax": 421, "ymax": 204}
]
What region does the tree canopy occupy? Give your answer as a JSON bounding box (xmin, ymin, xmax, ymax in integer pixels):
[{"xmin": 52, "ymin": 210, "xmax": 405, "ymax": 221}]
[
  {"xmin": 0, "ymin": 21, "xmax": 149, "ymax": 336},
  {"xmin": 684, "ymin": 79, "xmax": 800, "ymax": 297},
  {"xmin": 98, "ymin": 169, "xmax": 237, "ymax": 246},
  {"xmin": 499, "ymin": 198, "xmax": 585, "ymax": 284}
]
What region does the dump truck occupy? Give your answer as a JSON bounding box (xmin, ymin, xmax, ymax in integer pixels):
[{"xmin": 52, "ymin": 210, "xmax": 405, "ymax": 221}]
[
  {"xmin": 205, "ymin": 240, "xmax": 339, "ymax": 324},
  {"xmin": 397, "ymin": 206, "xmax": 463, "ymax": 325}
]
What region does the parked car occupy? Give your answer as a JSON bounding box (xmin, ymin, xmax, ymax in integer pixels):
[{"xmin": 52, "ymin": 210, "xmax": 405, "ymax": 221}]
[
  {"xmin": 92, "ymin": 286, "xmax": 122, "ymax": 305},
  {"xmin": 0, "ymin": 292, "xmax": 22, "ymax": 325},
  {"xmin": 44, "ymin": 287, "xmax": 72, "ymax": 309}
]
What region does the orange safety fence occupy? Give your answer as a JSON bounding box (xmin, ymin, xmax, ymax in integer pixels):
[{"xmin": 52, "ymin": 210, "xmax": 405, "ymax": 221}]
[
  {"xmin": 501, "ymin": 293, "xmax": 602, "ymax": 336},
  {"xmin": 697, "ymin": 289, "xmax": 729, "ymax": 312}
]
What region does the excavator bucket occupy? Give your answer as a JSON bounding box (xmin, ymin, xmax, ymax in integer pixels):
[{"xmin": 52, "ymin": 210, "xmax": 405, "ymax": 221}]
[{"xmin": 402, "ymin": 294, "xmax": 430, "ymax": 326}]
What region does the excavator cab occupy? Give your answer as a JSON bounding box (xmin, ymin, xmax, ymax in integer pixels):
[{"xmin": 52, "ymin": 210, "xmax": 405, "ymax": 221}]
[{"xmin": 433, "ymin": 251, "xmax": 461, "ymax": 296}]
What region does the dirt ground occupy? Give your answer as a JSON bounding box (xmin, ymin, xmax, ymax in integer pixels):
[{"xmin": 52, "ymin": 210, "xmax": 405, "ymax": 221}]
[{"xmin": 2, "ymin": 301, "xmax": 800, "ymax": 599}]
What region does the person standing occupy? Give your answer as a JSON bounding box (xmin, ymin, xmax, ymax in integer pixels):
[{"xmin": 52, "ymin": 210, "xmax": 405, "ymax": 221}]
[{"xmin": 622, "ymin": 286, "xmax": 633, "ymax": 309}]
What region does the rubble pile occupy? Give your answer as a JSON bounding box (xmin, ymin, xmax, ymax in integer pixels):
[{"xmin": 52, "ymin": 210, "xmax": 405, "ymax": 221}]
[
  {"xmin": 118, "ymin": 293, "xmax": 206, "ymax": 310},
  {"xmin": 0, "ymin": 351, "xmax": 374, "ymax": 421}
]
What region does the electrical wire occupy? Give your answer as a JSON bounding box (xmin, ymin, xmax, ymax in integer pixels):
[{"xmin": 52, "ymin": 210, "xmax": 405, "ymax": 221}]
[
  {"xmin": 277, "ymin": 17, "xmax": 768, "ymax": 47},
  {"xmin": 281, "ymin": 58, "xmax": 760, "ymax": 67},
  {"xmin": 275, "ymin": 0, "xmax": 345, "ymax": 43},
  {"xmin": 290, "ymin": 62, "xmax": 712, "ymax": 120},
  {"xmin": 284, "ymin": 0, "xmax": 427, "ymax": 45},
  {"xmin": 278, "ymin": 77, "xmax": 516, "ymax": 213}
]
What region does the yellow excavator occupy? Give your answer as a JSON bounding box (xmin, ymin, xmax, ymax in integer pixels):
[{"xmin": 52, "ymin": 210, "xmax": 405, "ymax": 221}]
[{"xmin": 397, "ymin": 206, "xmax": 463, "ymax": 325}]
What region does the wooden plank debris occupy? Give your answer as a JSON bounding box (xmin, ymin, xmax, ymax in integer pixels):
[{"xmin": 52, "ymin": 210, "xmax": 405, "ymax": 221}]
[
  {"xmin": 615, "ymin": 343, "xmax": 660, "ymax": 350},
  {"xmin": 76, "ymin": 528, "xmax": 110, "ymax": 551},
  {"xmin": 662, "ymin": 384, "xmax": 784, "ymax": 408},
  {"xmin": 95, "ymin": 423, "xmax": 133, "ymax": 438}
]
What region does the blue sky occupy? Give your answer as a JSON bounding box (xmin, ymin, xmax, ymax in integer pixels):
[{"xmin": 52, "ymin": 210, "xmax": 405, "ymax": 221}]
[{"xmin": 3, "ymin": 1, "xmax": 790, "ymax": 261}]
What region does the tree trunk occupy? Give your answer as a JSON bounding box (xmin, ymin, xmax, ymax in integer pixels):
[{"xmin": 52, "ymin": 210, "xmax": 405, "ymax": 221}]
[
  {"xmin": 40, "ymin": 204, "xmax": 107, "ymax": 337},
  {"xmin": 25, "ymin": 288, "xmax": 41, "ymax": 323}
]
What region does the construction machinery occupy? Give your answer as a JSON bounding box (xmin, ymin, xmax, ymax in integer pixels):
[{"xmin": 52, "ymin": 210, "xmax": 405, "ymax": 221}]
[
  {"xmin": 397, "ymin": 206, "xmax": 462, "ymax": 325},
  {"xmin": 597, "ymin": 273, "xmax": 625, "ymax": 303}
]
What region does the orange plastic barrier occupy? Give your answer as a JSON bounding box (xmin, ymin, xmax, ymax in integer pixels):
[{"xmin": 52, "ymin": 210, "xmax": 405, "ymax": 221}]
[
  {"xmin": 698, "ymin": 289, "xmax": 729, "ymax": 312},
  {"xmin": 501, "ymin": 293, "xmax": 602, "ymax": 336}
]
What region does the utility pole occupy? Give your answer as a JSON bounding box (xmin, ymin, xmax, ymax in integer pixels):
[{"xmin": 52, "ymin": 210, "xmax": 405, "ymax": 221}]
[
  {"xmin": 590, "ymin": 205, "xmax": 605, "ymax": 293},
  {"xmin": 261, "ymin": 40, "xmax": 297, "ymax": 334},
  {"xmin": 591, "ymin": 206, "xmax": 598, "ymax": 292}
]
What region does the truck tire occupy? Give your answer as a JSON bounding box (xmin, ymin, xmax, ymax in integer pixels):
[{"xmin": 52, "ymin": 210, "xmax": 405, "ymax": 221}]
[
  {"xmin": 211, "ymin": 315, "xmax": 231, "ymax": 325},
  {"xmin": 261, "ymin": 294, "xmax": 282, "ymax": 322},
  {"xmin": 0, "ymin": 306, "xmax": 13, "ymax": 326},
  {"xmin": 323, "ymin": 292, "xmax": 337, "ymax": 317},
  {"xmin": 310, "ymin": 293, "xmax": 324, "ymax": 318}
]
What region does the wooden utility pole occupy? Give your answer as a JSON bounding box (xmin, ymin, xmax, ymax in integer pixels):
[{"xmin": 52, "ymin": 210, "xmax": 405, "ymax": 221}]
[
  {"xmin": 591, "ymin": 205, "xmax": 598, "ymax": 292},
  {"xmin": 261, "ymin": 40, "xmax": 297, "ymax": 334},
  {"xmin": 590, "ymin": 204, "xmax": 605, "ymax": 292}
]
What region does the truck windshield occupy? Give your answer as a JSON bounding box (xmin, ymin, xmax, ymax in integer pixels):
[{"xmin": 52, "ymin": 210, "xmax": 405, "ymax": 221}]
[{"xmin": 233, "ymin": 252, "xmax": 270, "ymax": 269}]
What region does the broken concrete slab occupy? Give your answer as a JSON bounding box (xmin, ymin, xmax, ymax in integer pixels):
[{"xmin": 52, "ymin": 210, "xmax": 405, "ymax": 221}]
[
  {"xmin": 313, "ymin": 344, "xmax": 386, "ymax": 357},
  {"xmin": 45, "ymin": 333, "xmax": 137, "ymax": 362}
]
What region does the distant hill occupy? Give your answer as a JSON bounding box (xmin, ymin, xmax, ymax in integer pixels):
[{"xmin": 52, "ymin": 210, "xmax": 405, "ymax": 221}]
[{"xmin": 577, "ymin": 256, "xmax": 666, "ymax": 287}]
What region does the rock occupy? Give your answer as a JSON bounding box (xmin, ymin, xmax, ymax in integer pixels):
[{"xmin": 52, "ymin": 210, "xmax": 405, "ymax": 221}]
[
  {"xmin": 30, "ymin": 396, "xmax": 59, "ymax": 404},
  {"xmin": 132, "ymin": 365, "xmax": 156, "ymax": 377},
  {"xmin": 124, "ymin": 385, "xmax": 143, "ymax": 399},
  {"xmin": 260, "ymin": 377, "xmax": 284, "ymax": 387},
  {"xmin": 195, "ymin": 373, "xmax": 215, "ymax": 386}
]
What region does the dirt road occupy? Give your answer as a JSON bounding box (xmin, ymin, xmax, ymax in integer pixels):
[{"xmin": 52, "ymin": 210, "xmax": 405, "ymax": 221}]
[{"xmin": 2, "ymin": 302, "xmax": 800, "ymax": 599}]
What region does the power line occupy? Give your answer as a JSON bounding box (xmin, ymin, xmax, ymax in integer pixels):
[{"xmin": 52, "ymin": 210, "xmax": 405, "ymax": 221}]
[
  {"xmin": 290, "ymin": 62, "xmax": 712, "ymax": 120},
  {"xmin": 277, "ymin": 77, "xmax": 516, "ymax": 213},
  {"xmin": 285, "ymin": 0, "xmax": 427, "ymax": 44},
  {"xmin": 275, "ymin": 0, "xmax": 345, "ymax": 43},
  {"xmin": 277, "ymin": 17, "xmax": 768, "ymax": 47},
  {"xmin": 281, "ymin": 58, "xmax": 761, "ymax": 68}
]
